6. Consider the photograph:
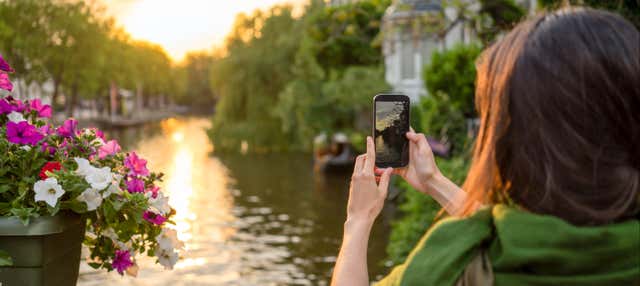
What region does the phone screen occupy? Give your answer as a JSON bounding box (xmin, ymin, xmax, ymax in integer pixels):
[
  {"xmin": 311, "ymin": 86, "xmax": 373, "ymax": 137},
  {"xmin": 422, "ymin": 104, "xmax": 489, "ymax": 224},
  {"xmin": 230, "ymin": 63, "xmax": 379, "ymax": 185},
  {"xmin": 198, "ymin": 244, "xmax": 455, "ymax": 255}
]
[{"xmin": 374, "ymin": 98, "xmax": 409, "ymax": 168}]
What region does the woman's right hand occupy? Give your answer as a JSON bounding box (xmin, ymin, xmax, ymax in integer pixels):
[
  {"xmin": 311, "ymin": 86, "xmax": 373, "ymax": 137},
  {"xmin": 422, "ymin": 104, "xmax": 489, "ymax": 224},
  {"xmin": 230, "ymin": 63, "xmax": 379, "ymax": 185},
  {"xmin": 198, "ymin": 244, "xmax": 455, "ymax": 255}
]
[
  {"xmin": 377, "ymin": 129, "xmax": 441, "ymax": 195},
  {"xmin": 376, "ymin": 129, "xmax": 470, "ymax": 215}
]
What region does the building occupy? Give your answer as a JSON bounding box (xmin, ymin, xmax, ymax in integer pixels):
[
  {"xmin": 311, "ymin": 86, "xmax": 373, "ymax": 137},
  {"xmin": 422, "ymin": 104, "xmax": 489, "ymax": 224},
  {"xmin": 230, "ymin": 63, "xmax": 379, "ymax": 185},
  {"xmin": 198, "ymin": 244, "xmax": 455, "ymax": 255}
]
[{"xmin": 383, "ymin": 0, "xmax": 538, "ymax": 102}]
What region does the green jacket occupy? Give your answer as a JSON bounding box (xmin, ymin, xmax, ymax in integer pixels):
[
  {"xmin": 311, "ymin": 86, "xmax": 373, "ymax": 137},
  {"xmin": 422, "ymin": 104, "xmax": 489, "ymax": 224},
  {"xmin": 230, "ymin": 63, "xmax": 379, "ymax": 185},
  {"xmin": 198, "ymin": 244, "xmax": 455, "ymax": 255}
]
[{"xmin": 376, "ymin": 205, "xmax": 640, "ymax": 286}]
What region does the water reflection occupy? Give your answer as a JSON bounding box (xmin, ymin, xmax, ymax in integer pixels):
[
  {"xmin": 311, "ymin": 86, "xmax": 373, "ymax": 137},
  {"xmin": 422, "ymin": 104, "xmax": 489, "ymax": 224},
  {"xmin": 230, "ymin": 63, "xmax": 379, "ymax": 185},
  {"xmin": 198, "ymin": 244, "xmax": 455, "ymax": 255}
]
[{"xmin": 77, "ymin": 117, "xmax": 391, "ymax": 285}]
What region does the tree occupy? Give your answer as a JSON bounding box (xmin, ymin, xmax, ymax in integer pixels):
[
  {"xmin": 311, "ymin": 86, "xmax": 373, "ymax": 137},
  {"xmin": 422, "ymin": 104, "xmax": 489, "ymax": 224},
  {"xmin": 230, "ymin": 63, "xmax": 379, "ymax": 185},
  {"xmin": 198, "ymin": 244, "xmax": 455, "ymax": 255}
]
[{"xmin": 539, "ymin": 0, "xmax": 640, "ymax": 29}]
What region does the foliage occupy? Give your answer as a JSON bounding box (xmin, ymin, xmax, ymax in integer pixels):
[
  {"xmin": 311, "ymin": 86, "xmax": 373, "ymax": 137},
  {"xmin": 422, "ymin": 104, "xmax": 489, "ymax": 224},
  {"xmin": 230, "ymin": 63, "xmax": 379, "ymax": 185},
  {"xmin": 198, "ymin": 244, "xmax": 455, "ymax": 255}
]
[
  {"xmin": 179, "ymin": 52, "xmax": 216, "ymax": 112},
  {"xmin": 539, "ymin": 0, "xmax": 640, "ymax": 29},
  {"xmin": 414, "ymin": 91, "xmax": 468, "ymax": 154},
  {"xmin": 0, "ymin": 60, "xmax": 183, "ymax": 275},
  {"xmin": 209, "ymin": 6, "xmax": 302, "ymax": 153},
  {"xmin": 424, "ymin": 43, "xmax": 482, "ymax": 117},
  {"xmin": 209, "ymin": 0, "xmax": 391, "ymax": 152},
  {"xmin": 0, "ymin": 0, "xmax": 181, "ymax": 114},
  {"xmin": 386, "ymin": 155, "xmax": 470, "ymax": 264}
]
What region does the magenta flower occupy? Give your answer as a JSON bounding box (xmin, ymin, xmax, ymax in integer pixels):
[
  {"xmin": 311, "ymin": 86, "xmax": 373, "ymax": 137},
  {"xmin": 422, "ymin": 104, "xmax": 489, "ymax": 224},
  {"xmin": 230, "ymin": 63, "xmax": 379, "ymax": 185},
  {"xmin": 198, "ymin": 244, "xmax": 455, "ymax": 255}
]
[
  {"xmin": 0, "ymin": 99, "xmax": 12, "ymax": 114},
  {"xmin": 41, "ymin": 142, "xmax": 56, "ymax": 155},
  {"xmin": 112, "ymin": 250, "xmax": 133, "ymax": 274},
  {"xmin": 29, "ymin": 99, "xmax": 52, "ymax": 118},
  {"xmin": 56, "ymin": 119, "xmax": 78, "ymax": 138},
  {"xmin": 126, "ymin": 178, "xmax": 145, "ymax": 193},
  {"xmin": 0, "ymin": 54, "xmax": 13, "ymax": 73},
  {"xmin": 98, "ymin": 140, "xmax": 121, "ymax": 159},
  {"xmin": 92, "ymin": 128, "xmax": 105, "ymax": 140},
  {"xmin": 0, "ymin": 73, "xmax": 12, "ymax": 92},
  {"xmin": 124, "ymin": 152, "xmax": 149, "ymax": 177},
  {"xmin": 39, "ymin": 124, "xmax": 54, "ymax": 136},
  {"xmin": 143, "ymin": 211, "xmax": 167, "ymax": 225},
  {"xmin": 146, "ymin": 185, "xmax": 159, "ymax": 198},
  {"xmin": 12, "ymin": 99, "xmax": 25, "ymax": 112},
  {"xmin": 6, "ymin": 121, "xmax": 44, "ymax": 145}
]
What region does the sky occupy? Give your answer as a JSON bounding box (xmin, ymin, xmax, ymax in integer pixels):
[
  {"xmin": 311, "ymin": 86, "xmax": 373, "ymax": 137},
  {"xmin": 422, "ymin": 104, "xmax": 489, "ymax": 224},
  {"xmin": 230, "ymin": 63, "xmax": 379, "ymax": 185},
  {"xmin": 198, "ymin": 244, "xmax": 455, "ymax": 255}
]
[{"xmin": 103, "ymin": 0, "xmax": 305, "ymax": 62}]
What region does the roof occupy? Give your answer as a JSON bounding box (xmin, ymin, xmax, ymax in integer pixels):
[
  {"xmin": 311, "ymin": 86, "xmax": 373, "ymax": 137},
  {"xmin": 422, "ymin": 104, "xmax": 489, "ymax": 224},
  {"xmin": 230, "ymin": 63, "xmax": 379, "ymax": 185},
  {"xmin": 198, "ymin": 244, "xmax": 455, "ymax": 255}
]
[{"xmin": 384, "ymin": 0, "xmax": 442, "ymax": 21}]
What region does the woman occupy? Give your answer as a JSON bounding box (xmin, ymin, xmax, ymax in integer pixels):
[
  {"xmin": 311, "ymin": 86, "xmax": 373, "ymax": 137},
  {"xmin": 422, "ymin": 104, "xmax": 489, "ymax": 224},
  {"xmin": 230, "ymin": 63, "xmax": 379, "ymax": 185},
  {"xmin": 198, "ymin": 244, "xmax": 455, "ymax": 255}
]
[{"xmin": 332, "ymin": 8, "xmax": 639, "ymax": 286}]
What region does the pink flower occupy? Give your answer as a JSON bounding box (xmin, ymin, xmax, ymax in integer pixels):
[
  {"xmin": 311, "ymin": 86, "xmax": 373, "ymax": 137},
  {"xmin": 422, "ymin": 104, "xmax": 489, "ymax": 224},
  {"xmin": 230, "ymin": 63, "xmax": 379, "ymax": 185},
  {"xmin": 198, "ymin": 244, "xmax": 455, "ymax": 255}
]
[
  {"xmin": 124, "ymin": 152, "xmax": 149, "ymax": 177},
  {"xmin": 98, "ymin": 140, "xmax": 121, "ymax": 159},
  {"xmin": 0, "ymin": 54, "xmax": 14, "ymax": 73},
  {"xmin": 39, "ymin": 124, "xmax": 54, "ymax": 136},
  {"xmin": 112, "ymin": 250, "xmax": 133, "ymax": 274},
  {"xmin": 29, "ymin": 99, "xmax": 52, "ymax": 118},
  {"xmin": 6, "ymin": 121, "xmax": 44, "ymax": 145},
  {"xmin": 56, "ymin": 119, "xmax": 77, "ymax": 138},
  {"xmin": 143, "ymin": 211, "xmax": 167, "ymax": 225},
  {"xmin": 0, "ymin": 73, "xmax": 12, "ymax": 92},
  {"xmin": 126, "ymin": 178, "xmax": 145, "ymax": 193}
]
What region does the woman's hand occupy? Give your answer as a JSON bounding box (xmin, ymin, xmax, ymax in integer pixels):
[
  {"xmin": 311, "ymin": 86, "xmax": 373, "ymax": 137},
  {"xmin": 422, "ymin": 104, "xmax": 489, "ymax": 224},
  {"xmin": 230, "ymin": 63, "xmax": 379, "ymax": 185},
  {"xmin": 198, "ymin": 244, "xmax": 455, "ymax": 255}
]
[
  {"xmin": 377, "ymin": 129, "xmax": 440, "ymax": 195},
  {"xmin": 347, "ymin": 136, "xmax": 393, "ymax": 225},
  {"xmin": 375, "ymin": 129, "xmax": 470, "ymax": 215},
  {"xmin": 331, "ymin": 136, "xmax": 392, "ymax": 286}
]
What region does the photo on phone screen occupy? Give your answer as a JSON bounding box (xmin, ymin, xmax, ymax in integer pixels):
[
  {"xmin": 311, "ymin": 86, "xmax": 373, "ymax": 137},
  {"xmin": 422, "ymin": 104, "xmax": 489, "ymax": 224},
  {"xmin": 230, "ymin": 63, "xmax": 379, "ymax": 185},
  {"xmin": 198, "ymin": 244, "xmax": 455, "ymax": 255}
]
[{"xmin": 373, "ymin": 94, "xmax": 410, "ymax": 168}]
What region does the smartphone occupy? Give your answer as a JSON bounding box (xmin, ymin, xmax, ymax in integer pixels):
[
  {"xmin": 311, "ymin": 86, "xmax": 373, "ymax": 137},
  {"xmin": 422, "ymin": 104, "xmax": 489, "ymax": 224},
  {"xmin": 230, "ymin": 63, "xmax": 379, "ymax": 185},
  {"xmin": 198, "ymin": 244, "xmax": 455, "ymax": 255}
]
[{"xmin": 373, "ymin": 94, "xmax": 410, "ymax": 168}]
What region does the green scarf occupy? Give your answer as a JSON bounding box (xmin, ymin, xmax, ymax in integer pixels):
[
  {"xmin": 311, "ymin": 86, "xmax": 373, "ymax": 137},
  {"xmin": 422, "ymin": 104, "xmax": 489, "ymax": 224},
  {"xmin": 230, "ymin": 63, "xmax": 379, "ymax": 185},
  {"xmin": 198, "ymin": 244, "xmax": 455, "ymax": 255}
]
[{"xmin": 376, "ymin": 205, "xmax": 640, "ymax": 286}]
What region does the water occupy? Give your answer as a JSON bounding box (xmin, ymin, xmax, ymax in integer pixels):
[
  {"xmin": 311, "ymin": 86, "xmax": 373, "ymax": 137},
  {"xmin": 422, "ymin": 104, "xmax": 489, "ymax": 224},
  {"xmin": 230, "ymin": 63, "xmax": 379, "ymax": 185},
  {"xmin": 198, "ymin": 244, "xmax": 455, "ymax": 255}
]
[{"xmin": 77, "ymin": 117, "xmax": 393, "ymax": 285}]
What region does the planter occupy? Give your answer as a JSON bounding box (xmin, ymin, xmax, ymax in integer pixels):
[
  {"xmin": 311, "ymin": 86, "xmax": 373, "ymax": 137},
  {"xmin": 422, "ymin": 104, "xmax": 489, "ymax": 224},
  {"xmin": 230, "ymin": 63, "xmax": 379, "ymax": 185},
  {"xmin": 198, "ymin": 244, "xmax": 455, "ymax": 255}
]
[{"xmin": 0, "ymin": 213, "xmax": 85, "ymax": 286}]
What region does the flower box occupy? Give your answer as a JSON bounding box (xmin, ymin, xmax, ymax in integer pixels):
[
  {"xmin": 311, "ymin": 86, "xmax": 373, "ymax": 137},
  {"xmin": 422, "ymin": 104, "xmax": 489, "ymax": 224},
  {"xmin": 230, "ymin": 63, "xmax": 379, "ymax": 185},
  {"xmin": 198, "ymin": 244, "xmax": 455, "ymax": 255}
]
[{"xmin": 0, "ymin": 213, "xmax": 85, "ymax": 286}]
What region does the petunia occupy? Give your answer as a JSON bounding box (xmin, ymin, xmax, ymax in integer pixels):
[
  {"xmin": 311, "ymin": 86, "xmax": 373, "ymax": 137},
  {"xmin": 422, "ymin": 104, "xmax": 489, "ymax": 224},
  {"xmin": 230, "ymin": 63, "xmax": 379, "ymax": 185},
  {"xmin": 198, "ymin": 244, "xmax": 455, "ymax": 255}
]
[
  {"xmin": 29, "ymin": 99, "xmax": 52, "ymax": 118},
  {"xmin": 77, "ymin": 188, "xmax": 103, "ymax": 211},
  {"xmin": 112, "ymin": 250, "xmax": 133, "ymax": 275},
  {"xmin": 41, "ymin": 142, "xmax": 56, "ymax": 155},
  {"xmin": 56, "ymin": 119, "xmax": 78, "ymax": 138},
  {"xmin": 73, "ymin": 157, "xmax": 94, "ymax": 177},
  {"xmin": 84, "ymin": 166, "xmax": 113, "ymax": 190},
  {"xmin": 155, "ymin": 228, "xmax": 184, "ymax": 251},
  {"xmin": 0, "ymin": 73, "xmax": 12, "ymax": 92},
  {"xmin": 147, "ymin": 191, "xmax": 170, "ymax": 215},
  {"xmin": 0, "ymin": 54, "xmax": 13, "ymax": 72},
  {"xmin": 126, "ymin": 178, "xmax": 145, "ymax": 194},
  {"xmin": 124, "ymin": 152, "xmax": 149, "ymax": 177},
  {"xmin": 0, "ymin": 99, "xmax": 12, "ymax": 114},
  {"xmin": 143, "ymin": 211, "xmax": 167, "ymax": 225},
  {"xmin": 6, "ymin": 121, "xmax": 44, "ymax": 145},
  {"xmin": 39, "ymin": 161, "xmax": 62, "ymax": 180},
  {"xmin": 98, "ymin": 140, "xmax": 121, "ymax": 159},
  {"xmin": 7, "ymin": 111, "xmax": 25, "ymax": 122},
  {"xmin": 155, "ymin": 246, "xmax": 179, "ymax": 270},
  {"xmin": 33, "ymin": 178, "xmax": 65, "ymax": 207}
]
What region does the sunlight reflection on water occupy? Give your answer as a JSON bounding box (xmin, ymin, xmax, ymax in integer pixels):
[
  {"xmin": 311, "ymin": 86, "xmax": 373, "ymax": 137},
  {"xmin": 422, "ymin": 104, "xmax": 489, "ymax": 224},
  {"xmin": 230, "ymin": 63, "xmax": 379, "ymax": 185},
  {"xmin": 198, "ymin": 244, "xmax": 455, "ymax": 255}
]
[{"xmin": 77, "ymin": 117, "xmax": 391, "ymax": 286}]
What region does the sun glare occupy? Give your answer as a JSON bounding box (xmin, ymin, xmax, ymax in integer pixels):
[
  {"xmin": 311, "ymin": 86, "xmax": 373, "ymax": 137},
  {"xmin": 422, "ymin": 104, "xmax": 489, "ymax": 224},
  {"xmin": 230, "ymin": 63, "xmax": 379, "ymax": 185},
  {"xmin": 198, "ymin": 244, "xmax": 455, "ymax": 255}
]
[{"xmin": 105, "ymin": 0, "xmax": 305, "ymax": 62}]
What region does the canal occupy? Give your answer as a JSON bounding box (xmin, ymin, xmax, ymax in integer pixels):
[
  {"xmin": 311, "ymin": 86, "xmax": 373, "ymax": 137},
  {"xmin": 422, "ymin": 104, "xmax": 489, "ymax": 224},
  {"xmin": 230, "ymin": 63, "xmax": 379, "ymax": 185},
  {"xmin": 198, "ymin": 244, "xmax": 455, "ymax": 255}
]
[{"xmin": 77, "ymin": 117, "xmax": 393, "ymax": 285}]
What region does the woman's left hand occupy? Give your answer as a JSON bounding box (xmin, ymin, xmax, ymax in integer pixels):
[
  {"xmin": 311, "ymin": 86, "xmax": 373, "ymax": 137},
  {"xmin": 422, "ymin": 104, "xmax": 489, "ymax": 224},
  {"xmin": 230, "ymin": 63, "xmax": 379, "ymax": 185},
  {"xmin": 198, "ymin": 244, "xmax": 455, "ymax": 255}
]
[{"xmin": 346, "ymin": 136, "xmax": 393, "ymax": 225}]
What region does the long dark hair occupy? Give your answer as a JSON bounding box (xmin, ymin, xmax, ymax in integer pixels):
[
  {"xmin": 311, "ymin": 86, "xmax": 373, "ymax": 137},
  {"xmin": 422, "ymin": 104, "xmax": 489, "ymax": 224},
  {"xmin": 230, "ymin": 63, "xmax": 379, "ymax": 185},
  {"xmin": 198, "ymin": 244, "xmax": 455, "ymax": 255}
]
[{"xmin": 462, "ymin": 8, "xmax": 640, "ymax": 225}]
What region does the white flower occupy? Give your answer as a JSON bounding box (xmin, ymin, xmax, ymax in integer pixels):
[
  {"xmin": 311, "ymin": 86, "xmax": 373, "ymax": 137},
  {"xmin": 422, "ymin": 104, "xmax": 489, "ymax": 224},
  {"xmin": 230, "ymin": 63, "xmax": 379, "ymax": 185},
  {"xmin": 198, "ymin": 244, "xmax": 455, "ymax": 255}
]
[
  {"xmin": 147, "ymin": 192, "xmax": 171, "ymax": 215},
  {"xmin": 77, "ymin": 188, "xmax": 103, "ymax": 211},
  {"xmin": 74, "ymin": 157, "xmax": 94, "ymax": 177},
  {"xmin": 156, "ymin": 228, "xmax": 184, "ymax": 251},
  {"xmin": 155, "ymin": 246, "xmax": 179, "ymax": 270},
  {"xmin": 20, "ymin": 146, "xmax": 31, "ymax": 151},
  {"xmin": 7, "ymin": 111, "xmax": 25, "ymax": 123},
  {"xmin": 33, "ymin": 178, "xmax": 65, "ymax": 207},
  {"xmin": 102, "ymin": 183, "xmax": 121, "ymax": 198},
  {"xmin": 85, "ymin": 166, "xmax": 113, "ymax": 190}
]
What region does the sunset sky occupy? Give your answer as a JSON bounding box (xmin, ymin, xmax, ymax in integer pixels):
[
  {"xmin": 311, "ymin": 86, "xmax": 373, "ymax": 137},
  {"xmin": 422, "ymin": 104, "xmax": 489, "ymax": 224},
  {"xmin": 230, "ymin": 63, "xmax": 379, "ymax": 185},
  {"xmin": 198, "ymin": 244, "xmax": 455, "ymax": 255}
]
[{"xmin": 103, "ymin": 0, "xmax": 305, "ymax": 62}]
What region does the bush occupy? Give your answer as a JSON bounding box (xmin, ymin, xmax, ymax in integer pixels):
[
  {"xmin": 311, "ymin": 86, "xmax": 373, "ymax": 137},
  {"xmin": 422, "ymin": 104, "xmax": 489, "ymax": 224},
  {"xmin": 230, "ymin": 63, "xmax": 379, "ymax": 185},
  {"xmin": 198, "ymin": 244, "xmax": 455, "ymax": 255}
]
[
  {"xmin": 423, "ymin": 44, "xmax": 482, "ymax": 117},
  {"xmin": 415, "ymin": 91, "xmax": 468, "ymax": 155}
]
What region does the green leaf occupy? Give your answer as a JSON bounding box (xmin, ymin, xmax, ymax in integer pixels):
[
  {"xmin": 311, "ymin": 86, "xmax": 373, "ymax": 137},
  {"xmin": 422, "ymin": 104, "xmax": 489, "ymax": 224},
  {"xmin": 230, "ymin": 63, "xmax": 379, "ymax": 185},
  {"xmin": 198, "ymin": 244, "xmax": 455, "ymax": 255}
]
[
  {"xmin": 0, "ymin": 249, "xmax": 13, "ymax": 266},
  {"xmin": 0, "ymin": 185, "xmax": 10, "ymax": 194}
]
